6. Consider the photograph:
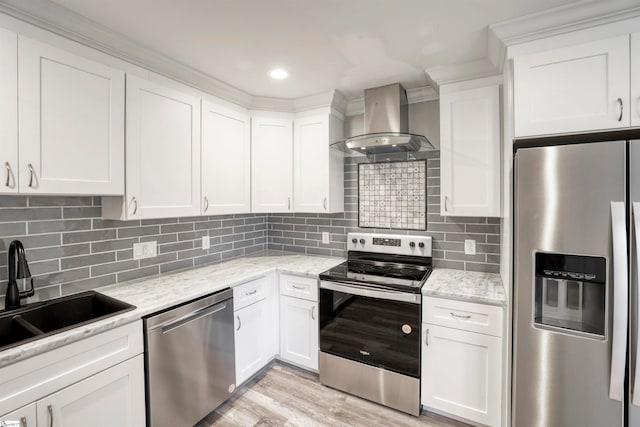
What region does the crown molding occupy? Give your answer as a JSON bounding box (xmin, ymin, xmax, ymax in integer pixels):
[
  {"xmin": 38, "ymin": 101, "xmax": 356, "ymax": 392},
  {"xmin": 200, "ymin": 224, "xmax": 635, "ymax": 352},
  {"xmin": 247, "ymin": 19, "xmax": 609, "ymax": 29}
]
[
  {"xmin": 425, "ymin": 58, "xmax": 501, "ymax": 90},
  {"xmin": 344, "ymin": 85, "xmax": 438, "ymax": 116},
  {"xmin": 491, "ymin": 0, "xmax": 640, "ymax": 48}
]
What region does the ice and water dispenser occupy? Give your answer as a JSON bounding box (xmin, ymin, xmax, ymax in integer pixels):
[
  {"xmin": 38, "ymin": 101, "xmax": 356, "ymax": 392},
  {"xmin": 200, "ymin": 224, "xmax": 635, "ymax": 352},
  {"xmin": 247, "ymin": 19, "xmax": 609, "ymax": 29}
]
[{"xmin": 534, "ymin": 252, "xmax": 607, "ymax": 338}]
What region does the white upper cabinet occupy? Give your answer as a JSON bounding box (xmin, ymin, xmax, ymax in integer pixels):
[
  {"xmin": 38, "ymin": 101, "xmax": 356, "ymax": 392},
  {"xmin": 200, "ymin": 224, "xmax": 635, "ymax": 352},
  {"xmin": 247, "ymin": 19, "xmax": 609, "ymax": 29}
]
[
  {"xmin": 514, "ymin": 35, "xmax": 630, "ymax": 137},
  {"xmin": 440, "ymin": 83, "xmax": 501, "ymax": 217},
  {"xmin": 0, "ymin": 28, "xmax": 17, "ymax": 194},
  {"xmin": 251, "ymin": 115, "xmax": 293, "ymax": 213},
  {"xmin": 103, "ymin": 75, "xmax": 200, "ymax": 220},
  {"xmin": 18, "ymin": 35, "xmax": 125, "ymax": 195},
  {"xmin": 293, "ymin": 112, "xmax": 344, "ymax": 213},
  {"xmin": 201, "ymin": 102, "xmax": 251, "ymax": 214},
  {"xmin": 632, "ymin": 32, "xmax": 640, "ymax": 127}
]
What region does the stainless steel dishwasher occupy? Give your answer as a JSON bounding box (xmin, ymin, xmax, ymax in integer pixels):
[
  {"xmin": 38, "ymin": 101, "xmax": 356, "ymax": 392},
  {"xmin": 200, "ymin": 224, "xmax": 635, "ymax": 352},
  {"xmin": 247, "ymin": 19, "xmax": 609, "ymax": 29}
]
[{"xmin": 144, "ymin": 288, "xmax": 235, "ymax": 427}]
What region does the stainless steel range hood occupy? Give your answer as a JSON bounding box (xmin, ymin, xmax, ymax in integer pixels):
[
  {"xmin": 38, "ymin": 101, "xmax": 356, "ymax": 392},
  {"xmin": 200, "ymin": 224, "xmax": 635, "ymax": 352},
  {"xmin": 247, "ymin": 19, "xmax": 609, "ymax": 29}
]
[{"xmin": 332, "ymin": 83, "xmax": 434, "ymax": 158}]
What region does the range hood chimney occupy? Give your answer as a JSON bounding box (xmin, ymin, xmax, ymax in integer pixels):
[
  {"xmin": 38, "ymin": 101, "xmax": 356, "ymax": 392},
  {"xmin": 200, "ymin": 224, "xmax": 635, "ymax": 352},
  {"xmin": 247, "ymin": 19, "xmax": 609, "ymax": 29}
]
[{"xmin": 332, "ymin": 83, "xmax": 434, "ymax": 158}]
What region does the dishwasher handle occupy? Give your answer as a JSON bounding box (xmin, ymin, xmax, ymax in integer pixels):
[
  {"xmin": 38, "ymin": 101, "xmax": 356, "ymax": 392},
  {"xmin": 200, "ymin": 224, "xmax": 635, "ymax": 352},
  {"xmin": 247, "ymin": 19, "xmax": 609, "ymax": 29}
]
[{"xmin": 148, "ymin": 301, "xmax": 229, "ymax": 334}]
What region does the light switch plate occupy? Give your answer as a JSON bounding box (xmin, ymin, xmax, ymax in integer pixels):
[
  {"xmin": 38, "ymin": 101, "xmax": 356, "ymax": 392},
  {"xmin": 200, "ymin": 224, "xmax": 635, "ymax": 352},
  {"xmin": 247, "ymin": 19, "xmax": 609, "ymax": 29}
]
[
  {"xmin": 464, "ymin": 239, "xmax": 476, "ymax": 255},
  {"xmin": 322, "ymin": 232, "xmax": 330, "ymax": 244},
  {"xmin": 202, "ymin": 235, "xmax": 210, "ymax": 250},
  {"xmin": 133, "ymin": 241, "xmax": 157, "ymax": 260}
]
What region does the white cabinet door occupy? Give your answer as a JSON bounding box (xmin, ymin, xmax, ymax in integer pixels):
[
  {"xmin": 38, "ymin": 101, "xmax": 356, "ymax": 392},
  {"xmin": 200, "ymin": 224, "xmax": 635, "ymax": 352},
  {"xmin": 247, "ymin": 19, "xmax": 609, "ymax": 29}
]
[
  {"xmin": 18, "ymin": 36, "xmax": 125, "ymax": 195},
  {"xmin": 202, "ymin": 102, "xmax": 251, "ymax": 214},
  {"xmin": 1, "ymin": 402, "xmax": 36, "ymax": 427},
  {"xmin": 36, "ymin": 355, "xmax": 145, "ymax": 427},
  {"xmin": 279, "ymin": 295, "xmax": 318, "ymax": 371},
  {"xmin": 632, "ymin": 32, "xmax": 640, "ymax": 127},
  {"xmin": 294, "ymin": 115, "xmax": 329, "ymax": 213},
  {"xmin": 234, "ymin": 299, "xmax": 267, "ymax": 385},
  {"xmin": 293, "ymin": 113, "xmax": 344, "ymax": 213},
  {"xmin": 120, "ymin": 75, "xmax": 200, "ymax": 219},
  {"xmin": 421, "ymin": 324, "xmax": 502, "ymax": 427},
  {"xmin": 440, "ymin": 84, "xmax": 501, "ymax": 217},
  {"xmin": 251, "ymin": 117, "xmax": 293, "ymax": 213},
  {"xmin": 514, "ymin": 35, "xmax": 630, "ymax": 136},
  {"xmin": 0, "ymin": 28, "xmax": 17, "ymax": 195}
]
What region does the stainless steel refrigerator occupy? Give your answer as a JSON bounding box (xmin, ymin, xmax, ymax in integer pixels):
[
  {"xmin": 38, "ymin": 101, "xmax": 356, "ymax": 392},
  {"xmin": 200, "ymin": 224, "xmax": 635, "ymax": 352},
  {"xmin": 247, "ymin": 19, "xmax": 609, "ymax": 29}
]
[{"xmin": 513, "ymin": 137, "xmax": 640, "ymax": 427}]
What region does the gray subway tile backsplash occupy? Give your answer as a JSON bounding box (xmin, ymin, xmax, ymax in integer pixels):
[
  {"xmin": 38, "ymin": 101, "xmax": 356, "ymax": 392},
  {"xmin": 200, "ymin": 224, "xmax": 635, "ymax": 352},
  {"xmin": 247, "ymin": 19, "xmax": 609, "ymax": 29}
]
[{"xmin": 267, "ymin": 151, "xmax": 502, "ymax": 273}]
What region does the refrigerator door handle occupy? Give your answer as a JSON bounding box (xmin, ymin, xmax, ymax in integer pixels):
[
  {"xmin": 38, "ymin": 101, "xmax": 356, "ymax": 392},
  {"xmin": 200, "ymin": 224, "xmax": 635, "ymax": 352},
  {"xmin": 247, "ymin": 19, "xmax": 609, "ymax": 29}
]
[
  {"xmin": 632, "ymin": 202, "xmax": 640, "ymax": 406},
  {"xmin": 610, "ymin": 201, "xmax": 628, "ymax": 402}
]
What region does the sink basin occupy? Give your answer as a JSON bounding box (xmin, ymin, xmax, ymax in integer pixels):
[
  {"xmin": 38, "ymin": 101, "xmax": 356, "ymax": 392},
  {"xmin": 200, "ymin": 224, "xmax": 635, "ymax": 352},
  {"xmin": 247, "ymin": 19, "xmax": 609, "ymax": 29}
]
[{"xmin": 0, "ymin": 291, "xmax": 135, "ymax": 352}]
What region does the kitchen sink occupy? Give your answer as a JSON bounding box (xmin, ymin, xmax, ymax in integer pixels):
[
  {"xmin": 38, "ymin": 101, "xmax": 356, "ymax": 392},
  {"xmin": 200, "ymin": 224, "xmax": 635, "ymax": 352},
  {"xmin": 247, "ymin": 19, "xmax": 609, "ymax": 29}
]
[{"xmin": 0, "ymin": 291, "xmax": 135, "ymax": 352}]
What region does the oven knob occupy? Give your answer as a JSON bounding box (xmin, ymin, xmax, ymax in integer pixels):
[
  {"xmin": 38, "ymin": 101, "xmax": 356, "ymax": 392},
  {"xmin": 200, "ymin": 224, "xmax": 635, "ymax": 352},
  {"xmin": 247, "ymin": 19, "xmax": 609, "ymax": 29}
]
[
  {"xmin": 419, "ymin": 242, "xmax": 425, "ymax": 248},
  {"xmin": 409, "ymin": 242, "xmax": 415, "ymax": 248},
  {"xmin": 359, "ymin": 239, "xmax": 365, "ymax": 245},
  {"xmin": 352, "ymin": 238, "xmax": 358, "ymax": 244}
]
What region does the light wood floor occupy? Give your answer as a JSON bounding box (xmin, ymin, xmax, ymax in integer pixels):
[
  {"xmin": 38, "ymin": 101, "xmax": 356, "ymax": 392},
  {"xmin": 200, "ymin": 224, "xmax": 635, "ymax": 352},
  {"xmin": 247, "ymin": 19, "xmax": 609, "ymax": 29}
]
[{"xmin": 198, "ymin": 362, "xmax": 470, "ymax": 427}]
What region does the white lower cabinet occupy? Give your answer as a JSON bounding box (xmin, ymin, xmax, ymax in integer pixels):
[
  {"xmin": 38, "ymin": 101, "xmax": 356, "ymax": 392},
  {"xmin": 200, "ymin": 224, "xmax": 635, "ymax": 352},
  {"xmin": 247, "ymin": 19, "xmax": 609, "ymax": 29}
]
[
  {"xmin": 1, "ymin": 402, "xmax": 36, "ymax": 427},
  {"xmin": 233, "ymin": 274, "xmax": 278, "ymax": 386},
  {"xmin": 235, "ymin": 299, "xmax": 268, "ymax": 385},
  {"xmin": 0, "ymin": 322, "xmax": 144, "ymax": 427},
  {"xmin": 35, "ymin": 355, "xmax": 145, "ymax": 427},
  {"xmin": 279, "ymin": 295, "xmax": 318, "ymax": 371},
  {"xmin": 421, "ymin": 297, "xmax": 503, "ymax": 427}
]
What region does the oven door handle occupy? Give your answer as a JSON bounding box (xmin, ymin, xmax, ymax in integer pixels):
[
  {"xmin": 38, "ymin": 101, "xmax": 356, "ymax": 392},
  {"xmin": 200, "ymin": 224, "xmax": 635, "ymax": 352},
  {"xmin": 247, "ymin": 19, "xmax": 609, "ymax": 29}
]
[{"xmin": 320, "ymin": 281, "xmax": 421, "ymax": 304}]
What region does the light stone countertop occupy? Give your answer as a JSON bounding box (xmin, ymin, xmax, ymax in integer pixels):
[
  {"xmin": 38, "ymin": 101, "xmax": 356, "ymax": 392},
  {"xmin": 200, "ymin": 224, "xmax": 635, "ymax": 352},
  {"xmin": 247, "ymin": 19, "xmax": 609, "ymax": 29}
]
[
  {"xmin": 0, "ymin": 255, "xmax": 507, "ymax": 369},
  {"xmin": 0, "ymin": 253, "xmax": 344, "ymax": 369},
  {"xmin": 423, "ymin": 268, "xmax": 506, "ymax": 306}
]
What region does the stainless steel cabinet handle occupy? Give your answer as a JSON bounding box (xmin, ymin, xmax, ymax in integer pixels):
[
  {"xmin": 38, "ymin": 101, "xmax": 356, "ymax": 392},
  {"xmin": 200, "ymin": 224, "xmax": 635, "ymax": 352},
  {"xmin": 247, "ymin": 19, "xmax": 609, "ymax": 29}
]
[
  {"xmin": 311, "ymin": 306, "xmax": 315, "ymax": 320},
  {"xmin": 292, "ymin": 284, "xmax": 305, "ymax": 290},
  {"xmin": 450, "ymin": 312, "xmax": 472, "ymax": 320},
  {"xmin": 323, "ymin": 197, "xmax": 327, "ymax": 211},
  {"xmin": 288, "ymin": 197, "xmax": 291, "ymax": 211},
  {"xmin": 246, "ymin": 289, "xmax": 257, "ymax": 296},
  {"xmin": 425, "ymin": 329, "xmax": 429, "ymax": 346},
  {"xmin": 203, "ymin": 196, "xmax": 209, "ymax": 213},
  {"xmin": 616, "ymin": 98, "xmax": 624, "ymax": 122},
  {"xmin": 444, "ymin": 196, "xmax": 449, "ymax": 212},
  {"xmin": 20, "ymin": 416, "xmax": 27, "ymax": 427},
  {"xmin": 4, "ymin": 162, "xmax": 11, "ymax": 187},
  {"xmin": 47, "ymin": 405, "xmax": 53, "ymax": 427},
  {"xmin": 236, "ymin": 315, "xmax": 241, "ymax": 331},
  {"xmin": 131, "ymin": 197, "xmax": 138, "ymax": 215},
  {"xmin": 27, "ymin": 163, "xmax": 35, "ymax": 188}
]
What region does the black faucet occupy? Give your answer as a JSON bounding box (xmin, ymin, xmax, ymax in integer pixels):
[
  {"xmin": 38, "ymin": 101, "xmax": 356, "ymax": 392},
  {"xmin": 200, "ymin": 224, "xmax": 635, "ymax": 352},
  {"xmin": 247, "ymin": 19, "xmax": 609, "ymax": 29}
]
[{"xmin": 5, "ymin": 240, "xmax": 35, "ymax": 310}]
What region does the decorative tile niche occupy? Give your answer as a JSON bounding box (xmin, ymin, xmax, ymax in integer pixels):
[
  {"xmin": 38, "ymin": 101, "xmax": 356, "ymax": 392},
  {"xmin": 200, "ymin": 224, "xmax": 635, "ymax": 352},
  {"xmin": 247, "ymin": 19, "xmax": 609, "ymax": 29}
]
[{"xmin": 358, "ymin": 160, "xmax": 426, "ymax": 230}]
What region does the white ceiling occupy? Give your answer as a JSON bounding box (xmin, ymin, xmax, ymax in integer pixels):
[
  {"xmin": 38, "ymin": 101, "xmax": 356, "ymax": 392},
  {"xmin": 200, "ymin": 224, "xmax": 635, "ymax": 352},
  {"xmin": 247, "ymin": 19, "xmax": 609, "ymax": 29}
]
[{"xmin": 50, "ymin": 0, "xmax": 577, "ymax": 99}]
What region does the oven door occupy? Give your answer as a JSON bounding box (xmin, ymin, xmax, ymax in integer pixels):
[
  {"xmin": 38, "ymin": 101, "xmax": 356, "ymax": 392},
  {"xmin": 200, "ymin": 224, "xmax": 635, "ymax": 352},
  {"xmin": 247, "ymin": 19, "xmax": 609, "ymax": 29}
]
[{"xmin": 319, "ymin": 280, "xmax": 421, "ymax": 378}]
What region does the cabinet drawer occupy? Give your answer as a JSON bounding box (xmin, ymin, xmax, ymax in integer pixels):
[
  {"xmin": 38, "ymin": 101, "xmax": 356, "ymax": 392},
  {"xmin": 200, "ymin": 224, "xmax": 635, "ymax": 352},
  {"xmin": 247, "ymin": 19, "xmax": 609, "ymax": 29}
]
[
  {"xmin": 233, "ymin": 276, "xmax": 267, "ymax": 311},
  {"xmin": 279, "ymin": 274, "xmax": 317, "ymax": 302},
  {"xmin": 423, "ymin": 297, "xmax": 503, "ymax": 337}
]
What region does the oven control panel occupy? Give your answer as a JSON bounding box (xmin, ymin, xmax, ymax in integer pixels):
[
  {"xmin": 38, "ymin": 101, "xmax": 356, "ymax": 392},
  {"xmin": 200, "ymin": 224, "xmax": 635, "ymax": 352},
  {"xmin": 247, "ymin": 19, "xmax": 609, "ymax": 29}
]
[
  {"xmin": 348, "ymin": 232, "xmax": 432, "ymax": 257},
  {"xmin": 372, "ymin": 237, "xmax": 401, "ymax": 247}
]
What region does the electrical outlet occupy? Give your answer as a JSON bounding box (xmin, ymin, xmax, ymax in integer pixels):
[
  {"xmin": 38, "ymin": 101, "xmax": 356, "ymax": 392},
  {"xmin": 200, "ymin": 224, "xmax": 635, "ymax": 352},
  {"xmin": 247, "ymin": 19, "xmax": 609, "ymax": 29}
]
[
  {"xmin": 322, "ymin": 232, "xmax": 330, "ymax": 244},
  {"xmin": 464, "ymin": 239, "xmax": 476, "ymax": 255},
  {"xmin": 133, "ymin": 241, "xmax": 157, "ymax": 260},
  {"xmin": 202, "ymin": 235, "xmax": 210, "ymax": 250}
]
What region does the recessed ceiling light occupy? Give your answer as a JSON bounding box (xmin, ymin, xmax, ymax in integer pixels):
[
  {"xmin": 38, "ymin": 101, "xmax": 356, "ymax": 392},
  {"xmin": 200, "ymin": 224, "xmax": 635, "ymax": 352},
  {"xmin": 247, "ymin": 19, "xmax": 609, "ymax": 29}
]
[{"xmin": 269, "ymin": 69, "xmax": 288, "ymax": 80}]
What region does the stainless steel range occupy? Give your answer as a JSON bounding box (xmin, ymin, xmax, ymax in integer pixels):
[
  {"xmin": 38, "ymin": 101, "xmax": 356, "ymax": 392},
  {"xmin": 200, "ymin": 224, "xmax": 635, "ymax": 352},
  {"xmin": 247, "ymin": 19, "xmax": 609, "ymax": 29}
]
[{"xmin": 318, "ymin": 232, "xmax": 432, "ymax": 416}]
